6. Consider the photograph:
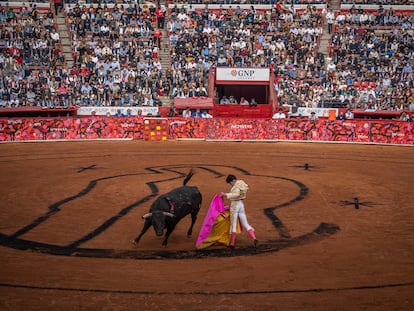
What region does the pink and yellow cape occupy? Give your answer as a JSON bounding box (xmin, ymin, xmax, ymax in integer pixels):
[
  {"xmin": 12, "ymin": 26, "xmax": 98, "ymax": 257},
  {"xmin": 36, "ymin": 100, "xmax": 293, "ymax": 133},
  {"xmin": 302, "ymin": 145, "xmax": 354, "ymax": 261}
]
[{"xmin": 195, "ymin": 194, "xmax": 240, "ymax": 250}]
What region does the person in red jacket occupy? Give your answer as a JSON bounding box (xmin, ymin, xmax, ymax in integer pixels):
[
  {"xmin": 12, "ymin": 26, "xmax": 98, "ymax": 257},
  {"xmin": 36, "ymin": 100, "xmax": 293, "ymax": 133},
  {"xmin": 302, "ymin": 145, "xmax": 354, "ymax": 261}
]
[
  {"xmin": 155, "ymin": 6, "xmax": 165, "ymax": 29},
  {"xmin": 153, "ymin": 28, "xmax": 162, "ymax": 49},
  {"xmin": 54, "ymin": 0, "xmax": 61, "ymax": 15}
]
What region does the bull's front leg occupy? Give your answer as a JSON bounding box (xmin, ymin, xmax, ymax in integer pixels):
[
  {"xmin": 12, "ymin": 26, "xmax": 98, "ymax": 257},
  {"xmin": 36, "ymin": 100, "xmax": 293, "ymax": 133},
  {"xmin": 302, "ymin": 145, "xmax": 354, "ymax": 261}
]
[
  {"xmin": 162, "ymin": 222, "xmax": 177, "ymax": 246},
  {"xmin": 132, "ymin": 219, "xmax": 152, "ymax": 245},
  {"xmin": 187, "ymin": 212, "xmax": 198, "ymax": 237}
]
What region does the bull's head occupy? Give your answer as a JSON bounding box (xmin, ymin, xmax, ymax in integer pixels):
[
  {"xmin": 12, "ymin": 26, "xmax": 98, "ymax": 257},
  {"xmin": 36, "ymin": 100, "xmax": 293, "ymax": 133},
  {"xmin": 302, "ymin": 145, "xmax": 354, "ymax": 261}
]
[{"xmin": 142, "ymin": 211, "xmax": 175, "ymax": 236}]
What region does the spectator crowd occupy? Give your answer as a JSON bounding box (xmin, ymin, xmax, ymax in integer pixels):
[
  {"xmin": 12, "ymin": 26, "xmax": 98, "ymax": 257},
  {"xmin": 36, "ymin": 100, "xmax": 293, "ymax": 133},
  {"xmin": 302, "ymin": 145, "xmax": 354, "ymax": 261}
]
[{"xmin": 0, "ymin": 0, "xmax": 412, "ymax": 116}]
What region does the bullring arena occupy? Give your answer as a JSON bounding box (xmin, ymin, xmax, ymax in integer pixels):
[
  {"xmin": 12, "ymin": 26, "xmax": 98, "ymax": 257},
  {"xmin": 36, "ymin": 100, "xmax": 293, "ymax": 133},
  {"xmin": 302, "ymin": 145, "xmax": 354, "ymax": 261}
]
[{"xmin": 0, "ymin": 140, "xmax": 413, "ymax": 310}]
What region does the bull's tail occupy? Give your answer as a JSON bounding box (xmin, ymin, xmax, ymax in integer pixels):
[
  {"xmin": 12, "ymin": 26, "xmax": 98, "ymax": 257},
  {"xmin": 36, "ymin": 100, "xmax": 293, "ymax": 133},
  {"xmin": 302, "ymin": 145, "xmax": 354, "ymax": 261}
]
[{"xmin": 183, "ymin": 169, "xmax": 194, "ymax": 186}]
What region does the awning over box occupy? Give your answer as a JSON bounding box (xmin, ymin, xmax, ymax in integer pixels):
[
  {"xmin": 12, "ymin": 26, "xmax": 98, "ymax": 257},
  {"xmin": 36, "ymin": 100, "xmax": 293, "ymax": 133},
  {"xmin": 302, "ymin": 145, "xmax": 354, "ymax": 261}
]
[{"xmin": 174, "ymin": 97, "xmax": 214, "ymax": 109}]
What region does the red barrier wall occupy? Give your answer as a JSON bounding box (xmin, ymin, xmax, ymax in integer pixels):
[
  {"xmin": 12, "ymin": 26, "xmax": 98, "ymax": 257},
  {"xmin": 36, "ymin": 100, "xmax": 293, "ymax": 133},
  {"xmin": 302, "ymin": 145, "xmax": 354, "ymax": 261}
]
[{"xmin": 0, "ymin": 117, "xmax": 413, "ymax": 145}]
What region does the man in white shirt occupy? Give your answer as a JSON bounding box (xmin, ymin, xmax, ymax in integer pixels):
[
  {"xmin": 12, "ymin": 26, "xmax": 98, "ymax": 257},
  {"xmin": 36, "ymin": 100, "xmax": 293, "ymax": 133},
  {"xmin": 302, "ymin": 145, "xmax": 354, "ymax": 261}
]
[
  {"xmin": 309, "ymin": 111, "xmax": 318, "ymax": 120},
  {"xmin": 272, "ymin": 110, "xmax": 286, "ymax": 119},
  {"xmin": 220, "ymin": 96, "xmax": 230, "ymax": 104},
  {"xmin": 345, "ymin": 109, "xmax": 354, "ymax": 119},
  {"xmin": 240, "ymin": 97, "xmax": 249, "ymax": 106},
  {"xmin": 50, "ymin": 29, "xmax": 60, "ymax": 42},
  {"xmin": 100, "ymin": 24, "xmax": 110, "ymax": 36},
  {"xmin": 326, "ymin": 9, "xmax": 335, "ymax": 34},
  {"xmin": 201, "ymin": 110, "xmax": 213, "ymax": 118},
  {"xmin": 182, "ymin": 107, "xmax": 192, "ymax": 118},
  {"xmin": 275, "ymin": 38, "xmax": 286, "ymax": 52},
  {"xmin": 336, "ymin": 13, "xmax": 345, "ymax": 25},
  {"xmin": 327, "ymin": 62, "xmax": 336, "ymax": 73}
]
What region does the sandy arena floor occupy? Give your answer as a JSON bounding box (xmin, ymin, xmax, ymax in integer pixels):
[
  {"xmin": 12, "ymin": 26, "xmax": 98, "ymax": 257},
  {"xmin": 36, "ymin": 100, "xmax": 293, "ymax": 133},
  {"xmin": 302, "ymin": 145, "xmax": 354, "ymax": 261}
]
[{"xmin": 0, "ymin": 141, "xmax": 413, "ymax": 310}]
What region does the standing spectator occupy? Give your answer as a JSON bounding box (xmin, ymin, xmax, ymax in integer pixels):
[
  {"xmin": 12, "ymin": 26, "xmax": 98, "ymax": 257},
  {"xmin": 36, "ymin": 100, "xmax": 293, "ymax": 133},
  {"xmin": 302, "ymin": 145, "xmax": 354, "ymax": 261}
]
[
  {"xmin": 182, "ymin": 106, "xmax": 191, "ymax": 118},
  {"xmin": 30, "ymin": 5, "xmax": 38, "ymax": 21},
  {"xmin": 326, "ymin": 9, "xmax": 335, "ymax": 34},
  {"xmin": 54, "ymin": 0, "xmax": 61, "ymax": 16},
  {"xmin": 168, "ymin": 105, "xmax": 177, "ymax": 117},
  {"xmin": 155, "ymin": 6, "xmax": 165, "ymax": 29},
  {"xmin": 153, "ymin": 28, "xmax": 162, "ymax": 49}
]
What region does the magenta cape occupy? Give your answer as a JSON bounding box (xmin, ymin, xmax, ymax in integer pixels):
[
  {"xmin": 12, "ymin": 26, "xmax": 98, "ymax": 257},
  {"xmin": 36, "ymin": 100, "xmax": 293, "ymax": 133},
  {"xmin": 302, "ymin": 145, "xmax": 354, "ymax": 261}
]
[{"xmin": 195, "ymin": 194, "xmax": 229, "ymax": 248}]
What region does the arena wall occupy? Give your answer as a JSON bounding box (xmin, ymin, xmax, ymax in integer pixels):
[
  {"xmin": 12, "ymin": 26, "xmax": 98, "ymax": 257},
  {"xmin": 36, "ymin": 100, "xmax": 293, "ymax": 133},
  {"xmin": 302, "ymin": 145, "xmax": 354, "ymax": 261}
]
[{"xmin": 0, "ymin": 117, "xmax": 413, "ymax": 145}]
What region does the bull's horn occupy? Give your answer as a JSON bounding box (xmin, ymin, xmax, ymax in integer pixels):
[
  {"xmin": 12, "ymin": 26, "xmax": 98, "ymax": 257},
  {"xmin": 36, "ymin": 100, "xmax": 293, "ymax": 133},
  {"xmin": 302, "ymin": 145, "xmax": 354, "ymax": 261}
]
[
  {"xmin": 163, "ymin": 212, "xmax": 175, "ymax": 217},
  {"xmin": 142, "ymin": 213, "xmax": 152, "ymax": 219}
]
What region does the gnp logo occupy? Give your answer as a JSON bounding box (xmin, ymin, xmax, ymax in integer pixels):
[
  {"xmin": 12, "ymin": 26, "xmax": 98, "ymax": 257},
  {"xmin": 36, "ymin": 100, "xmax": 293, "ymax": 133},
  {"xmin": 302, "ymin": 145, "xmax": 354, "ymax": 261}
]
[{"xmin": 231, "ymin": 69, "xmax": 256, "ymax": 79}]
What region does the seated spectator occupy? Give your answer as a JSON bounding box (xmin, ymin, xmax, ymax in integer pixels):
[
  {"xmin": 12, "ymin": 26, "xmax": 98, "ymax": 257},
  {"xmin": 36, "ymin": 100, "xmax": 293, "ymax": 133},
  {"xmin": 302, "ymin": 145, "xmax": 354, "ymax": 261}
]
[
  {"xmin": 201, "ymin": 110, "xmax": 213, "ymax": 118},
  {"xmin": 345, "ymin": 109, "xmax": 354, "ymax": 120},
  {"xmin": 228, "ymin": 96, "xmax": 238, "ymax": 104},
  {"xmin": 399, "ymin": 111, "xmax": 409, "ymax": 121},
  {"xmin": 220, "ymin": 96, "xmax": 230, "ymax": 104},
  {"xmin": 114, "ymin": 109, "xmax": 126, "ymax": 117},
  {"xmin": 336, "ymin": 112, "xmax": 346, "ymax": 120},
  {"xmin": 409, "ymin": 100, "xmax": 414, "ymax": 112},
  {"xmin": 0, "ymin": 95, "xmax": 7, "ymax": 108},
  {"xmin": 26, "ymin": 89, "xmax": 36, "ymax": 105},
  {"xmin": 240, "ymin": 97, "xmax": 250, "ymax": 106},
  {"xmin": 196, "ymin": 85, "xmax": 208, "ymax": 97},
  {"xmin": 5, "ymin": 0, "xmax": 412, "ymax": 118},
  {"xmin": 309, "ymin": 111, "xmax": 318, "ymax": 120},
  {"xmin": 50, "ymin": 28, "xmax": 60, "ymax": 42},
  {"xmin": 191, "ymin": 109, "xmax": 202, "ymax": 118},
  {"xmin": 152, "ymin": 93, "xmax": 162, "ymax": 107},
  {"xmin": 250, "ymin": 98, "xmax": 258, "ymax": 107},
  {"xmin": 272, "ymin": 110, "xmax": 286, "ymax": 119}
]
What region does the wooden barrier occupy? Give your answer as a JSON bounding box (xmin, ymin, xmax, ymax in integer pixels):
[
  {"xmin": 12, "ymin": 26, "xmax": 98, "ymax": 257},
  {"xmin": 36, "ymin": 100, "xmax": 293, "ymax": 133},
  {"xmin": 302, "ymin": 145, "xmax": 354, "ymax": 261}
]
[{"xmin": 0, "ymin": 117, "xmax": 413, "ymax": 145}]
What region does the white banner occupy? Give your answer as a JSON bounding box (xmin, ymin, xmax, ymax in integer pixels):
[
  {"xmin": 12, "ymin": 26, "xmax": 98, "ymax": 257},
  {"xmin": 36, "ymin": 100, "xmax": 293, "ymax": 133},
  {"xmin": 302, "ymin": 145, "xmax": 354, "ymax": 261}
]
[
  {"xmin": 216, "ymin": 68, "xmax": 269, "ymax": 82},
  {"xmin": 290, "ymin": 107, "xmax": 337, "ymax": 118},
  {"xmin": 77, "ymin": 106, "xmax": 159, "ymax": 116}
]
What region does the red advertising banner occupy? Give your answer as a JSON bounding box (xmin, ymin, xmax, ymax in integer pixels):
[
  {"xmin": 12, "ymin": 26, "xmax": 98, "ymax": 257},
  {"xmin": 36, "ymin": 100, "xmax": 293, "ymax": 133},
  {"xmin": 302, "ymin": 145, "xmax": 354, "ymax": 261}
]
[
  {"xmin": 0, "ymin": 117, "xmax": 413, "ymax": 145},
  {"xmin": 0, "ymin": 117, "xmax": 146, "ymax": 141},
  {"xmin": 168, "ymin": 118, "xmax": 206, "ymax": 139},
  {"xmin": 205, "ymin": 119, "xmax": 279, "ymax": 141},
  {"xmin": 368, "ymin": 121, "xmax": 413, "ymax": 145},
  {"xmin": 278, "ymin": 119, "xmax": 359, "ymax": 142}
]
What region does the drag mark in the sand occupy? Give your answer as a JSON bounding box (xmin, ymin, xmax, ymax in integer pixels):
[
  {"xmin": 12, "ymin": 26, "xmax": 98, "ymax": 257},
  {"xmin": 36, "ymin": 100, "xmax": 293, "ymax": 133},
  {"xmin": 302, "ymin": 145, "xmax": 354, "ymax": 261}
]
[{"xmin": 0, "ymin": 164, "xmax": 339, "ymax": 259}]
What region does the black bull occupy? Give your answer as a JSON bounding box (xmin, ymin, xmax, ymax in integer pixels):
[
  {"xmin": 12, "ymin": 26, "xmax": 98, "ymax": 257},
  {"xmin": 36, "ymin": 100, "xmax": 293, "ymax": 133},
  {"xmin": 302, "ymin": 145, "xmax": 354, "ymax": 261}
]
[{"xmin": 132, "ymin": 174, "xmax": 202, "ymax": 246}]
